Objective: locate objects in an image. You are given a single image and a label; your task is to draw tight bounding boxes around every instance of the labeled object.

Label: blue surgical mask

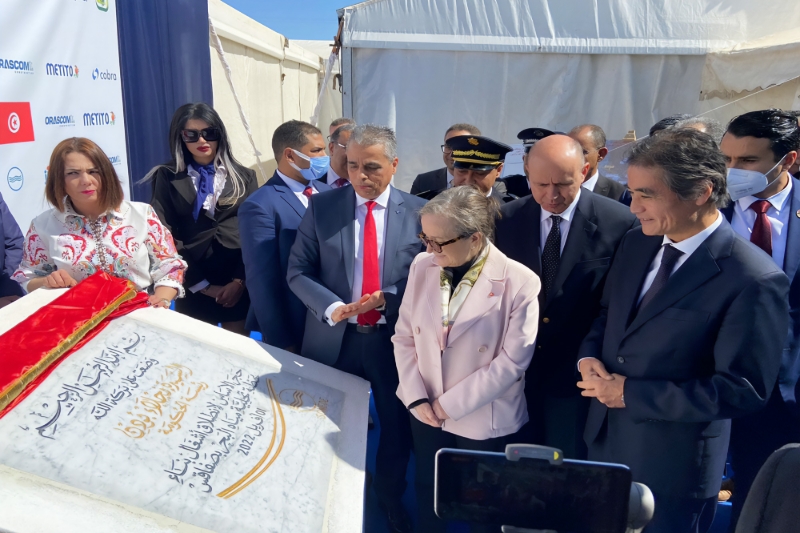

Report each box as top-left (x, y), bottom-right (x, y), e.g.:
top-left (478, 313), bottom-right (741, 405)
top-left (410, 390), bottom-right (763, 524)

top-left (726, 156), bottom-right (785, 201)
top-left (289, 150), bottom-right (330, 181)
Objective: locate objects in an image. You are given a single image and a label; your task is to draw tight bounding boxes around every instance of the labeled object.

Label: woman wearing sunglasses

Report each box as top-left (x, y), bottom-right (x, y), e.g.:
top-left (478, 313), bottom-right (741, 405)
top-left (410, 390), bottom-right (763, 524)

top-left (147, 103), bottom-right (257, 334)
top-left (393, 186), bottom-right (541, 532)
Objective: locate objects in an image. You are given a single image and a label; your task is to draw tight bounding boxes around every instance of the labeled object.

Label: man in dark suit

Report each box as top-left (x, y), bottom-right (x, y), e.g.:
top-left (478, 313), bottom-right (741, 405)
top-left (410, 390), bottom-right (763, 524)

top-left (718, 109), bottom-right (800, 531)
top-left (0, 191), bottom-right (24, 307)
top-left (288, 125), bottom-right (425, 533)
top-left (239, 120), bottom-right (330, 353)
top-left (449, 135), bottom-right (514, 203)
top-left (495, 134), bottom-right (637, 459)
top-left (409, 123), bottom-right (481, 198)
top-left (325, 123), bottom-right (354, 189)
top-left (568, 124), bottom-right (628, 202)
top-left (577, 128), bottom-right (789, 533)
top-left (498, 127), bottom-right (554, 198)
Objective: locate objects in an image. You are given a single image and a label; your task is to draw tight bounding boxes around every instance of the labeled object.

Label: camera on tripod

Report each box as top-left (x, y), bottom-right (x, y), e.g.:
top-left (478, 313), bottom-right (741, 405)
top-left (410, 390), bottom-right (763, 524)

top-left (434, 444), bottom-right (655, 533)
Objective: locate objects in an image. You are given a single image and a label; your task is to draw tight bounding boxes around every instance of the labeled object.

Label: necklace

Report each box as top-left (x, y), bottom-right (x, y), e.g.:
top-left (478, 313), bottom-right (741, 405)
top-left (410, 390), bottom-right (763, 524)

top-left (89, 217), bottom-right (109, 273)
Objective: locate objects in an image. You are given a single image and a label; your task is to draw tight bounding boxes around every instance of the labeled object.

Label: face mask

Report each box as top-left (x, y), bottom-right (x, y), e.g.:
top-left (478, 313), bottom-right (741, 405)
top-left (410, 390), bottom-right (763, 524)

top-left (289, 150), bottom-right (330, 181)
top-left (726, 156), bottom-right (785, 202)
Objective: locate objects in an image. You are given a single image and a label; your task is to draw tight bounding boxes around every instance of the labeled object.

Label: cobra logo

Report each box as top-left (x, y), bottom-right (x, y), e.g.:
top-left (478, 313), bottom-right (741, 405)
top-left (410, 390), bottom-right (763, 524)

top-left (8, 112), bottom-right (20, 134)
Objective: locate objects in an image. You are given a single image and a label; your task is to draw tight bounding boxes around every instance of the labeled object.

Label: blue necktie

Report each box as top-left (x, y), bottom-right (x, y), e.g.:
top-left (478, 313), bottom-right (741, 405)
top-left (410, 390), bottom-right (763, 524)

top-left (192, 163), bottom-right (215, 220)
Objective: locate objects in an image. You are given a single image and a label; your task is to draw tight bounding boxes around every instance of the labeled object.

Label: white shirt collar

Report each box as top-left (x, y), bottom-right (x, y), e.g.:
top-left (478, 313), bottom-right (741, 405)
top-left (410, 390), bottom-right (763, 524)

top-left (736, 175), bottom-right (793, 213)
top-left (540, 188), bottom-right (582, 222)
top-left (582, 171), bottom-right (599, 192)
top-left (55, 196), bottom-right (125, 223)
top-left (662, 211), bottom-right (723, 254)
top-left (356, 184), bottom-right (392, 209)
top-left (277, 169), bottom-right (310, 194)
top-left (447, 169), bottom-right (454, 187)
top-left (327, 165), bottom-right (344, 183)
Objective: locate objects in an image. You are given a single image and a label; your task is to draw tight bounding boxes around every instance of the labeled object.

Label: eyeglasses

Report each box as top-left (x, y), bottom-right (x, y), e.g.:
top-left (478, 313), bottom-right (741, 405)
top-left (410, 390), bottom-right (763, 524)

top-left (441, 145), bottom-right (453, 154)
top-left (418, 232), bottom-right (468, 253)
top-left (335, 142), bottom-right (347, 149)
top-left (181, 127), bottom-right (221, 143)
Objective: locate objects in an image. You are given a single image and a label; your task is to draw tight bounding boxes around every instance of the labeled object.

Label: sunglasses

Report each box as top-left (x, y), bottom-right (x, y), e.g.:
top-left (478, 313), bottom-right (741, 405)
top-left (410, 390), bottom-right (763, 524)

top-left (418, 232), bottom-right (469, 253)
top-left (181, 127), bottom-right (221, 143)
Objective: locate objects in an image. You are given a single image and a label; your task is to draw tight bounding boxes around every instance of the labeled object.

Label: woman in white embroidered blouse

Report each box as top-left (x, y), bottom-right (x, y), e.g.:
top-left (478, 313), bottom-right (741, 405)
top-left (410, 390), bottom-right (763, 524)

top-left (13, 137), bottom-right (187, 307)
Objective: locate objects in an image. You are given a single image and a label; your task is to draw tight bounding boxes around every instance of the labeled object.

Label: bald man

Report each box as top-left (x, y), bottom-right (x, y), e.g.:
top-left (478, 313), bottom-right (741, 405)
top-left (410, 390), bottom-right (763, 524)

top-left (495, 135), bottom-right (638, 458)
top-left (568, 124), bottom-right (627, 202)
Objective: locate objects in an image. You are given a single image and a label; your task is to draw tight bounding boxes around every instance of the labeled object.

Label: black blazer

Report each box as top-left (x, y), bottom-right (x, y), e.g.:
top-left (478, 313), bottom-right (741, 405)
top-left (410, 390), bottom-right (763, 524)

top-left (593, 175), bottom-right (627, 203)
top-left (410, 167), bottom-right (447, 196)
top-left (498, 174), bottom-right (531, 198)
top-left (150, 165), bottom-right (258, 287)
top-left (495, 192), bottom-right (637, 396)
top-left (578, 221), bottom-right (789, 498)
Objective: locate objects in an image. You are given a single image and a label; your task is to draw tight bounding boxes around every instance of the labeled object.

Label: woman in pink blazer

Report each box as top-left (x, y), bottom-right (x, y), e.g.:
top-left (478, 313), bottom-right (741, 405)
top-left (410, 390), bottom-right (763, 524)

top-left (393, 186), bottom-right (540, 532)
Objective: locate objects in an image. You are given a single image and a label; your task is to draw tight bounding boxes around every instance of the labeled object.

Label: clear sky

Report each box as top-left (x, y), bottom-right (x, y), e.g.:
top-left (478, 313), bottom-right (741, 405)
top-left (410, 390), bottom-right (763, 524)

top-left (223, 0), bottom-right (347, 41)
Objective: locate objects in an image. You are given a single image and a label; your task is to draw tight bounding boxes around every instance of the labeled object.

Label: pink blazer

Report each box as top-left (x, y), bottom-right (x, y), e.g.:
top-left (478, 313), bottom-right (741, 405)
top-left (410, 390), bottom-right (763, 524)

top-left (393, 242), bottom-right (540, 440)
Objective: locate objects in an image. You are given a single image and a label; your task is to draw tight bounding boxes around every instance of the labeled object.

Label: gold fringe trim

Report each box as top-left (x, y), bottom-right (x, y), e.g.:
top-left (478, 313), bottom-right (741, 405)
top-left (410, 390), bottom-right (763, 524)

top-left (0, 284), bottom-right (136, 413)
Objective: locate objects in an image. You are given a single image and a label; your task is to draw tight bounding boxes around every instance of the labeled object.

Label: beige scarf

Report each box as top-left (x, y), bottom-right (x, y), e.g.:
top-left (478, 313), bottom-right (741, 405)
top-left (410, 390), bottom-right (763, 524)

top-left (439, 245), bottom-right (489, 343)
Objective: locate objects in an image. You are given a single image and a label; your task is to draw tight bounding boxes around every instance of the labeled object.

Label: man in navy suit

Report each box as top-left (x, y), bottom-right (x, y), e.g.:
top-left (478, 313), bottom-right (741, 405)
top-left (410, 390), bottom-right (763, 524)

top-left (495, 135), bottom-right (637, 459)
top-left (577, 128), bottom-right (789, 533)
top-left (409, 123), bottom-right (481, 198)
top-left (0, 191), bottom-right (24, 307)
top-left (288, 125), bottom-right (425, 533)
top-left (718, 109), bottom-right (800, 530)
top-left (238, 120), bottom-right (330, 352)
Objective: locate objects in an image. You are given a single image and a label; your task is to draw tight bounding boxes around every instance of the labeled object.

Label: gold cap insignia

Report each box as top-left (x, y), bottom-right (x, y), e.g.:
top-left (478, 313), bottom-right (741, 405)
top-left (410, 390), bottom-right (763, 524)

top-left (468, 137), bottom-right (479, 146)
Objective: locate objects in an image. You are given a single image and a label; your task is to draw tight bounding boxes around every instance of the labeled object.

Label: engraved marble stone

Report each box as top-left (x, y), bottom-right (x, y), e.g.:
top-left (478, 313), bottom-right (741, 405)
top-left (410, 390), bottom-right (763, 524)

top-left (0, 290), bottom-right (370, 533)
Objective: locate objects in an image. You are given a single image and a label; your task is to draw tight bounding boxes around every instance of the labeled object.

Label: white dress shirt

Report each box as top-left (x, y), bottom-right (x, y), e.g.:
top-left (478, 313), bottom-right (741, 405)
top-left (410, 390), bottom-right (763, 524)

top-left (540, 188), bottom-right (582, 256)
top-left (637, 211), bottom-right (724, 305)
top-left (327, 165), bottom-right (350, 189)
top-left (730, 177), bottom-right (792, 269)
top-left (447, 170), bottom-right (454, 188)
top-left (187, 160), bottom-right (227, 217)
top-left (582, 171), bottom-right (599, 192)
top-left (324, 186), bottom-right (392, 325)
top-left (277, 170), bottom-right (319, 208)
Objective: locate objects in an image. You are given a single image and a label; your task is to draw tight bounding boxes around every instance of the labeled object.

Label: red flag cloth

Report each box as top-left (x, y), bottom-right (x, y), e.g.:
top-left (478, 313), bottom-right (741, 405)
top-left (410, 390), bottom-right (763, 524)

top-left (0, 102), bottom-right (36, 145)
top-left (0, 272), bottom-right (148, 418)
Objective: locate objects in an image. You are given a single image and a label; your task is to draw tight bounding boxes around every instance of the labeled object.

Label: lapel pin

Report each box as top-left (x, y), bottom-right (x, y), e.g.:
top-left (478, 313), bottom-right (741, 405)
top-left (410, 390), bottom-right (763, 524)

top-left (489, 292), bottom-right (495, 297)
top-left (796, 209), bottom-right (800, 218)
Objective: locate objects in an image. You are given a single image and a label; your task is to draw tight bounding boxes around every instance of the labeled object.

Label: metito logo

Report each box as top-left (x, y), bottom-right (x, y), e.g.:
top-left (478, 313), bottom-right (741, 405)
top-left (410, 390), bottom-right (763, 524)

top-left (96, 0), bottom-right (109, 12)
top-left (92, 68), bottom-right (117, 81)
top-left (0, 58), bottom-right (34, 75)
top-left (108, 155), bottom-right (122, 166)
top-left (45, 115), bottom-right (75, 127)
top-left (46, 63), bottom-right (79, 77)
top-left (83, 111), bottom-right (116, 126)
top-left (7, 167), bottom-right (23, 192)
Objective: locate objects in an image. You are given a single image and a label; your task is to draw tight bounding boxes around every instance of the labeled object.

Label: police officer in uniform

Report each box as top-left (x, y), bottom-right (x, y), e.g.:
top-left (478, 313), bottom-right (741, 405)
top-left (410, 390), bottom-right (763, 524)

top-left (447, 135), bottom-right (515, 203)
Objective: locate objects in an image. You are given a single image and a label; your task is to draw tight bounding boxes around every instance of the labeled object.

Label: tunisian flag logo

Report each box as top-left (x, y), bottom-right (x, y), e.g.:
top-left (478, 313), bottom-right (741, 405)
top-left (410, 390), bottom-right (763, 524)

top-left (0, 102), bottom-right (35, 145)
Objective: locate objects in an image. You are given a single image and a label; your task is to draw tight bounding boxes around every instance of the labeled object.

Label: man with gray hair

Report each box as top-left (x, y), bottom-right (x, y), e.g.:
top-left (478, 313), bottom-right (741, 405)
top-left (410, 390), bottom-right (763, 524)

top-left (325, 123), bottom-right (355, 188)
top-left (674, 116), bottom-right (725, 146)
top-left (577, 128), bottom-right (789, 533)
top-left (328, 116), bottom-right (355, 137)
top-left (288, 124), bottom-right (426, 533)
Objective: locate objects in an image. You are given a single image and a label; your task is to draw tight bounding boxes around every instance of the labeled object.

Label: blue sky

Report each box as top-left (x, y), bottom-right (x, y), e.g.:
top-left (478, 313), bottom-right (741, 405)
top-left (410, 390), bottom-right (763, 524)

top-left (223, 0), bottom-right (348, 41)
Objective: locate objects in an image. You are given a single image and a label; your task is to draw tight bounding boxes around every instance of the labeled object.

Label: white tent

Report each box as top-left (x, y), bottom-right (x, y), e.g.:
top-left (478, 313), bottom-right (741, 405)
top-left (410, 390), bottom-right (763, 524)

top-left (337, 0), bottom-right (800, 190)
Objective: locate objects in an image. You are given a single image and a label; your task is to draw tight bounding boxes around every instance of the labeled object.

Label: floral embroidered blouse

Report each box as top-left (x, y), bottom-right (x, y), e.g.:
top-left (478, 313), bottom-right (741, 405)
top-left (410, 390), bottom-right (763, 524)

top-left (13, 199), bottom-right (187, 296)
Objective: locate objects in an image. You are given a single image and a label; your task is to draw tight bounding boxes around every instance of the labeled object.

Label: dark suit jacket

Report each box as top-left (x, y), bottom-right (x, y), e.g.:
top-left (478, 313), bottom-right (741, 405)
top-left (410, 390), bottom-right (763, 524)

top-left (495, 192), bottom-right (638, 396)
top-left (721, 180), bottom-right (800, 417)
top-left (593, 176), bottom-right (627, 203)
top-left (286, 186), bottom-right (426, 365)
top-left (150, 165), bottom-right (258, 287)
top-left (0, 191), bottom-right (24, 297)
top-left (238, 173), bottom-right (330, 348)
top-left (498, 174), bottom-right (531, 198)
top-left (410, 167), bottom-right (447, 196)
top-left (578, 221), bottom-right (789, 498)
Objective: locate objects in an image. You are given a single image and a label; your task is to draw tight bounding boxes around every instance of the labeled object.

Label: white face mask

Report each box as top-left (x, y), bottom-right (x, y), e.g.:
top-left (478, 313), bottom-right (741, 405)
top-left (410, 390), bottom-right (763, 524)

top-left (726, 156), bottom-right (786, 202)
top-left (289, 149), bottom-right (330, 181)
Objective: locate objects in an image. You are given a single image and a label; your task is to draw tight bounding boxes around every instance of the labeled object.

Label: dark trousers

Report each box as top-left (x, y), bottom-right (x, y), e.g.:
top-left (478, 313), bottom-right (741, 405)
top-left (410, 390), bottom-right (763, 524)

top-left (526, 389), bottom-right (590, 460)
top-left (335, 325), bottom-right (411, 509)
top-left (645, 494), bottom-right (718, 533)
top-left (409, 415), bottom-right (508, 533)
top-left (728, 391), bottom-right (800, 531)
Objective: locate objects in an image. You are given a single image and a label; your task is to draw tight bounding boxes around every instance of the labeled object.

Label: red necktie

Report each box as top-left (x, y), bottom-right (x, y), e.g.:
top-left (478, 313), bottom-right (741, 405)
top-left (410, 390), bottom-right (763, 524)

top-left (302, 186), bottom-right (313, 198)
top-left (358, 200), bottom-right (381, 326)
top-left (334, 177), bottom-right (349, 188)
top-left (750, 200), bottom-right (773, 256)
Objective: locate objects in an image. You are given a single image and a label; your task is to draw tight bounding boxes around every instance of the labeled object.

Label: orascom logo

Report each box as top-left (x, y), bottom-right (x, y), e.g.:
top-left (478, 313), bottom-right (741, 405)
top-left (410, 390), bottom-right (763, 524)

top-left (96, 0), bottom-right (109, 12)
top-left (83, 111), bottom-right (116, 126)
top-left (108, 155), bottom-right (122, 166)
top-left (92, 68), bottom-right (117, 81)
top-left (0, 58), bottom-right (34, 75)
top-left (46, 63), bottom-right (79, 78)
top-left (45, 114), bottom-right (76, 127)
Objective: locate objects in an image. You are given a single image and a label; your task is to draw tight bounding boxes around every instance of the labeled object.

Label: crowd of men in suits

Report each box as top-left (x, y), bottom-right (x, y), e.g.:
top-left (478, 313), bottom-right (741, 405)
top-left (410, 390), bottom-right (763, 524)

top-left (231, 109), bottom-right (800, 533)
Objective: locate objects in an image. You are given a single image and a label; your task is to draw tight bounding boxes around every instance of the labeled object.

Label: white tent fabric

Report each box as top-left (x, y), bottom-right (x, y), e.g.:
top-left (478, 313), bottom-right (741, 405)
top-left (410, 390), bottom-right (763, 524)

top-left (339, 0), bottom-right (800, 191)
